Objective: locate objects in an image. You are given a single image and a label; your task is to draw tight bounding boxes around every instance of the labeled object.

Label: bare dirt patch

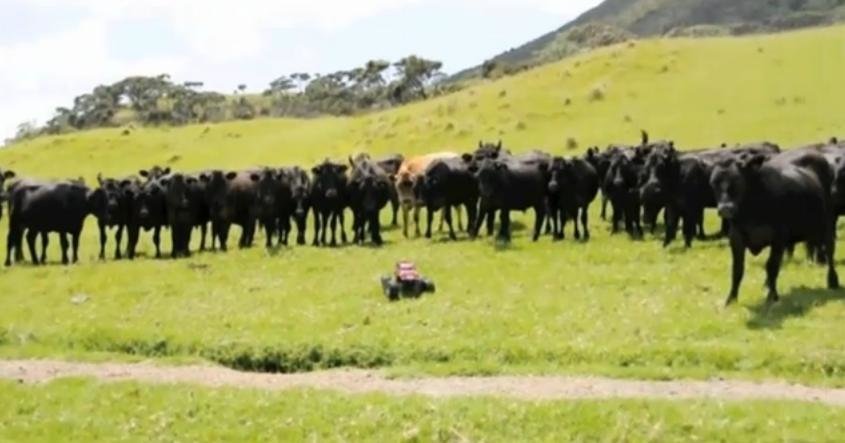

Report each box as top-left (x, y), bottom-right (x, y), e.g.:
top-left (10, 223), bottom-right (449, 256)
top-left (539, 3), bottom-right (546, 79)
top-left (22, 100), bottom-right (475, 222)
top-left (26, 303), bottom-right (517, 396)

top-left (2, 359), bottom-right (845, 405)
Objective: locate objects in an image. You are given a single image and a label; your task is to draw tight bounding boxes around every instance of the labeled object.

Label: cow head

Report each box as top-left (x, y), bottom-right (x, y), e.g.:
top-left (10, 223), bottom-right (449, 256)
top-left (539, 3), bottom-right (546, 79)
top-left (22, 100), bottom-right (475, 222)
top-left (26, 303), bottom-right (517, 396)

top-left (163, 173), bottom-right (193, 212)
top-left (139, 166), bottom-right (171, 182)
top-left (96, 173), bottom-right (132, 222)
top-left (134, 179), bottom-right (165, 225)
top-left (311, 161), bottom-right (348, 202)
top-left (199, 170), bottom-right (236, 219)
top-left (546, 157), bottom-right (571, 197)
top-left (253, 168), bottom-right (282, 215)
top-left (710, 154), bottom-right (766, 220)
top-left (0, 169), bottom-right (16, 204)
top-left (476, 158), bottom-right (508, 203)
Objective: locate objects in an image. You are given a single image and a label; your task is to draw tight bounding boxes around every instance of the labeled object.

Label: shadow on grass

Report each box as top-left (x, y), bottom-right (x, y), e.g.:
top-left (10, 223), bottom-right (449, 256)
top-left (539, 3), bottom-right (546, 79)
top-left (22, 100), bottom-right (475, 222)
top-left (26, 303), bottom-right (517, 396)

top-left (746, 286), bottom-right (844, 330)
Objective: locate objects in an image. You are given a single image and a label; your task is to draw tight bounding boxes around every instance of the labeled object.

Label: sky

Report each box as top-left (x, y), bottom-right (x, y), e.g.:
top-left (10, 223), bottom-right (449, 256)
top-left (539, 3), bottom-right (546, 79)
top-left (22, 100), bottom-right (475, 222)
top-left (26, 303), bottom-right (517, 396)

top-left (0, 0), bottom-right (603, 141)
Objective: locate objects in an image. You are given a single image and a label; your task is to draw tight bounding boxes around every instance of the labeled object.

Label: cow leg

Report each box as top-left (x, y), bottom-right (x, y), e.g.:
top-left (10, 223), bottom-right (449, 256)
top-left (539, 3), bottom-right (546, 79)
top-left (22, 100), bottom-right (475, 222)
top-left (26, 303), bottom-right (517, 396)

top-left (170, 226), bottom-right (180, 259)
top-left (445, 206), bottom-right (457, 241)
top-left (725, 232), bottom-right (745, 306)
top-left (58, 233), bottom-right (69, 265)
top-left (127, 224), bottom-right (139, 260)
top-left (828, 223), bottom-right (840, 289)
top-left (219, 223), bottom-right (231, 252)
top-left (114, 224), bottom-right (124, 260)
top-left (486, 209), bottom-right (495, 237)
top-left (98, 222), bottom-right (107, 260)
top-left (264, 218), bottom-right (275, 248)
top-left (295, 213), bottom-right (307, 246)
top-left (312, 211), bottom-right (321, 246)
top-left (199, 223), bottom-right (207, 251)
top-left (611, 202), bottom-right (622, 234)
top-left (765, 241), bottom-right (786, 304)
top-left (498, 210), bottom-right (511, 243)
top-left (415, 205), bottom-right (423, 237)
top-left (664, 206), bottom-right (679, 247)
top-left (26, 230), bottom-right (39, 265)
top-left (390, 193), bottom-right (399, 227)
top-left (339, 210), bottom-right (348, 244)
top-left (71, 230), bottom-right (81, 264)
top-left (184, 225), bottom-right (194, 257)
top-left (533, 206), bottom-right (546, 242)
top-left (581, 206), bottom-right (591, 241)
top-left (573, 208), bottom-right (582, 240)
top-left (5, 225), bottom-right (19, 266)
top-left (601, 195), bottom-right (608, 220)
top-left (152, 226), bottom-right (162, 258)
top-left (682, 208), bottom-right (699, 248)
top-left (371, 213), bottom-right (383, 246)
top-left (40, 232), bottom-right (49, 264)
top-left (329, 212), bottom-right (338, 247)
top-left (465, 202), bottom-right (477, 239)
top-left (401, 206), bottom-right (410, 238)
top-left (558, 208), bottom-right (567, 240)
top-left (319, 211), bottom-right (329, 246)
top-left (425, 205), bottom-right (434, 239)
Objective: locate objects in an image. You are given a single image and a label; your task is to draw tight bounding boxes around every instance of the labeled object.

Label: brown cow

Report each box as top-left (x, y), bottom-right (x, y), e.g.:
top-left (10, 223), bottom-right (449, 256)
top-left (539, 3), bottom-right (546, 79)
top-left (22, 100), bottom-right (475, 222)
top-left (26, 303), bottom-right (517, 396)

top-left (394, 152), bottom-right (459, 238)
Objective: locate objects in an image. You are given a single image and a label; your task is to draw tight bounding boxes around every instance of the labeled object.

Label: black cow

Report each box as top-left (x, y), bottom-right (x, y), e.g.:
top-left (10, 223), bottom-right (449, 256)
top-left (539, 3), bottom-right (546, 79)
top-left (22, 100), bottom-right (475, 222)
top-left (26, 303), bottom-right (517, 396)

top-left (253, 167), bottom-right (289, 248)
top-left (139, 166), bottom-right (171, 182)
top-left (375, 154), bottom-right (404, 227)
top-left (475, 157), bottom-right (547, 243)
top-left (281, 166), bottom-right (311, 246)
top-left (640, 147), bottom-right (711, 247)
top-left (711, 151), bottom-right (838, 306)
top-left (418, 157), bottom-right (479, 240)
top-left (200, 170), bottom-right (259, 251)
top-left (95, 174), bottom-right (137, 260)
top-left (161, 173), bottom-right (201, 258)
top-left (310, 160), bottom-right (349, 247)
top-left (545, 156), bottom-right (599, 241)
top-left (349, 157), bottom-right (392, 245)
top-left (126, 177), bottom-right (168, 259)
top-left (5, 180), bottom-right (107, 266)
top-left (604, 148), bottom-right (646, 237)
top-left (468, 142), bottom-right (550, 237)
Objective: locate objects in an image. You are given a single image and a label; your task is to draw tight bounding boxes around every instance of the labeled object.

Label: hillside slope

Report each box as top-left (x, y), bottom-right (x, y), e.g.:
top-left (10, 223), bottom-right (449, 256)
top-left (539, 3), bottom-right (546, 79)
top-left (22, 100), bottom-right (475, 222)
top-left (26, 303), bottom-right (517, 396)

top-left (452, 0), bottom-right (845, 80)
top-left (1, 25), bottom-right (843, 180)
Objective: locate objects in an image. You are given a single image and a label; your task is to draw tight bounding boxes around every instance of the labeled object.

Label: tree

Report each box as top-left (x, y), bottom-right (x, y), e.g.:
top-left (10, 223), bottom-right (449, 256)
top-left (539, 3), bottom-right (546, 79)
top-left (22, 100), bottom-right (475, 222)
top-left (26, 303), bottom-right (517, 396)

top-left (390, 56), bottom-right (444, 103)
top-left (482, 59), bottom-right (498, 79)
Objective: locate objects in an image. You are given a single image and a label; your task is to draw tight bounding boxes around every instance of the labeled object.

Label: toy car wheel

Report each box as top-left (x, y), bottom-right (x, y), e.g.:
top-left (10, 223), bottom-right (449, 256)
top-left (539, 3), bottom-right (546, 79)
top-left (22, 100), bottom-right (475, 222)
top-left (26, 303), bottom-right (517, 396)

top-left (388, 284), bottom-right (401, 300)
top-left (423, 279), bottom-right (435, 293)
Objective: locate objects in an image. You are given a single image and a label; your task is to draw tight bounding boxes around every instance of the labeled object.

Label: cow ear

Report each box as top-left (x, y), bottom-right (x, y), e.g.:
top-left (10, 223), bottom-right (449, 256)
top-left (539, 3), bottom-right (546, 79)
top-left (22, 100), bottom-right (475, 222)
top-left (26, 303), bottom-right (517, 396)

top-left (199, 173), bottom-right (210, 182)
top-left (831, 137), bottom-right (839, 145)
top-left (468, 164), bottom-right (479, 174)
top-left (461, 153), bottom-right (473, 164)
top-left (311, 166), bottom-right (321, 175)
top-left (538, 162), bottom-right (549, 173)
top-left (163, 167), bottom-right (171, 175)
top-left (495, 162), bottom-right (507, 171)
top-left (97, 172), bottom-right (104, 186)
top-left (389, 174), bottom-right (396, 182)
top-left (187, 177), bottom-right (198, 185)
top-left (741, 154), bottom-right (766, 173)
top-left (496, 140), bottom-right (502, 151)
top-left (338, 165), bottom-right (349, 173)
top-left (478, 140), bottom-right (483, 149)
top-left (3, 170), bottom-right (15, 179)
top-left (250, 173), bottom-right (260, 182)
top-left (139, 170), bottom-right (149, 178)
top-left (225, 171), bottom-right (238, 180)
top-left (120, 179), bottom-right (132, 188)
top-left (348, 156), bottom-right (356, 168)
top-left (641, 130), bottom-right (649, 145)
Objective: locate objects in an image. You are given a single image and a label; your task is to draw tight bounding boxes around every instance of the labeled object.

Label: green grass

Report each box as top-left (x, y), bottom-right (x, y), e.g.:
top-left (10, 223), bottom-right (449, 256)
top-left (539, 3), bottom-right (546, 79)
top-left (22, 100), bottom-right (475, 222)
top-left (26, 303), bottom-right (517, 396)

top-left (1, 27), bottom-right (845, 384)
top-left (2, 378), bottom-right (845, 442)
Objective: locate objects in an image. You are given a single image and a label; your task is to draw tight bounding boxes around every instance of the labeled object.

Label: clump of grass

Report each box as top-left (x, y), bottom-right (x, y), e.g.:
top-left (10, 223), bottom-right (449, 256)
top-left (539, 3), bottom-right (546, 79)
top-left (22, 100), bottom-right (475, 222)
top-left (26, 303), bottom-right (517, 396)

top-left (498, 90), bottom-right (508, 98)
top-left (564, 98), bottom-right (572, 106)
top-left (589, 87), bottom-right (605, 102)
top-left (444, 122), bottom-right (455, 132)
top-left (515, 121), bottom-right (527, 131)
top-left (566, 138), bottom-right (578, 150)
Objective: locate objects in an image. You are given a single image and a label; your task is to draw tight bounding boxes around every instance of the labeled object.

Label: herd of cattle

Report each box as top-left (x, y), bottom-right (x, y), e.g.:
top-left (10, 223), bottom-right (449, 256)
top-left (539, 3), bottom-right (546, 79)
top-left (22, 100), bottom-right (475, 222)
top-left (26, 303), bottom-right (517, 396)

top-left (1, 131), bottom-right (844, 305)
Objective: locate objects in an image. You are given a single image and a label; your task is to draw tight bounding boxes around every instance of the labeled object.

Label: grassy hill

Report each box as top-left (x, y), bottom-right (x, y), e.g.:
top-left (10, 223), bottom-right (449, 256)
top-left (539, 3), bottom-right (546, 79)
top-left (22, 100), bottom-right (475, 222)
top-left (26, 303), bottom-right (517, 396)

top-left (0, 26), bottom-right (845, 388)
top-left (1, 25), bottom-right (842, 180)
top-left (452, 0), bottom-right (845, 81)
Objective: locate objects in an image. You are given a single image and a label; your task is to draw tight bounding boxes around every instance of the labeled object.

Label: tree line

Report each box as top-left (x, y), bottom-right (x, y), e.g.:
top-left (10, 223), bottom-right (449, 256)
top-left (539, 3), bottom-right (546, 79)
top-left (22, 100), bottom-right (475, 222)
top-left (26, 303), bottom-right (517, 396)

top-left (9, 55), bottom-right (455, 143)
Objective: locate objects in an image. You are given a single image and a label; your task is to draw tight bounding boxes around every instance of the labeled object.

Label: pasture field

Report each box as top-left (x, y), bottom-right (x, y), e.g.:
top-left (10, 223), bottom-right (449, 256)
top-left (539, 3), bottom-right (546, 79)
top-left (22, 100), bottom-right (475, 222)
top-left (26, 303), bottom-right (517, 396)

top-left (0, 20), bottom-right (844, 420)
top-left (3, 378), bottom-right (845, 442)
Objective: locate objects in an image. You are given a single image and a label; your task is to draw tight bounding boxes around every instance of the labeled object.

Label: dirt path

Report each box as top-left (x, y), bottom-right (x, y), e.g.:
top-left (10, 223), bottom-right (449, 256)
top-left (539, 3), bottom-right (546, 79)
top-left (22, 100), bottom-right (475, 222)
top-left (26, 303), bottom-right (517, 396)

top-left (2, 359), bottom-right (845, 405)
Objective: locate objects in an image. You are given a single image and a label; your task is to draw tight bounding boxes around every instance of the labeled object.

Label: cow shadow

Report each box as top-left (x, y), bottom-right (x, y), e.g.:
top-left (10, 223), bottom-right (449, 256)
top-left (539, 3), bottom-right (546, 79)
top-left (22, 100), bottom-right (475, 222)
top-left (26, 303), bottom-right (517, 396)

top-left (746, 286), bottom-right (844, 330)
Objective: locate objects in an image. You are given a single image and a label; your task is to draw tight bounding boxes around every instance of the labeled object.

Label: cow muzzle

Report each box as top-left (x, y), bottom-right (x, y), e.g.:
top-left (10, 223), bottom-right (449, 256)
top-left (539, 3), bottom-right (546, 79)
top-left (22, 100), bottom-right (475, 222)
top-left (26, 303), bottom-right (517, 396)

top-left (717, 203), bottom-right (737, 220)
